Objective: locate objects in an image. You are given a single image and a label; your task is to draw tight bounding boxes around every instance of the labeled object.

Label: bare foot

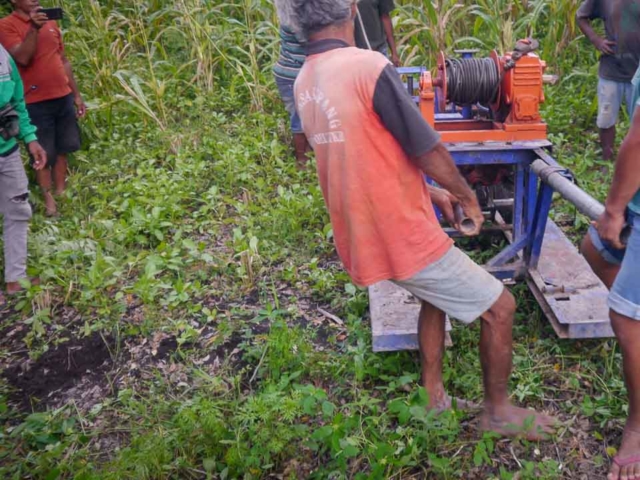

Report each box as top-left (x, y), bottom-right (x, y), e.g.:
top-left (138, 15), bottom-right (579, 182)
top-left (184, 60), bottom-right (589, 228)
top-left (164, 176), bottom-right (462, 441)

top-left (6, 277), bottom-right (40, 295)
top-left (43, 191), bottom-right (57, 217)
top-left (480, 404), bottom-right (557, 441)
top-left (609, 427), bottom-right (640, 480)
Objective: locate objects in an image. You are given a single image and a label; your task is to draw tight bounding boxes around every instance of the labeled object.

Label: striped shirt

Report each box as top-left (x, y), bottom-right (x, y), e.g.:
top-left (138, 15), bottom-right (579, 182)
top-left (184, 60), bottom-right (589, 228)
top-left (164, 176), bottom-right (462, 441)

top-left (273, 26), bottom-right (305, 80)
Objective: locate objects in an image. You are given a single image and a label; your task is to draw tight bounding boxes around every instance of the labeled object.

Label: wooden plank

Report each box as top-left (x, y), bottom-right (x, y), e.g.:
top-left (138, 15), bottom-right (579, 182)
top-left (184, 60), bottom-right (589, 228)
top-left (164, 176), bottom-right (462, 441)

top-left (527, 220), bottom-right (613, 338)
top-left (369, 281), bottom-right (420, 352)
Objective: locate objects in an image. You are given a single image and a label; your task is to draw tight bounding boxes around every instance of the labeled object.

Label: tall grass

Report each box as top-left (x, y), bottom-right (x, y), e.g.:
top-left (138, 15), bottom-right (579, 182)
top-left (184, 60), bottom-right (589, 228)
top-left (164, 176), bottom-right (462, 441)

top-left (55, 0), bottom-right (586, 132)
top-left (395, 0), bottom-right (583, 65)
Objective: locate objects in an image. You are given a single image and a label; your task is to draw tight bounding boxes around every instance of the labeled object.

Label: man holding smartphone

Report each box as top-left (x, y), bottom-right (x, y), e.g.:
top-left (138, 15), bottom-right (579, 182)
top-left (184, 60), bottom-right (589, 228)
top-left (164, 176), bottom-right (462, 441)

top-left (0, 1), bottom-right (85, 217)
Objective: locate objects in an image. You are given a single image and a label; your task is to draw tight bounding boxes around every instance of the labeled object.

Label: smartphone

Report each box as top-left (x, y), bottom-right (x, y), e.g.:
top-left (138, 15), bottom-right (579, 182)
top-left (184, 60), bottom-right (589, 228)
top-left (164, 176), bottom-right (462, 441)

top-left (38, 8), bottom-right (64, 21)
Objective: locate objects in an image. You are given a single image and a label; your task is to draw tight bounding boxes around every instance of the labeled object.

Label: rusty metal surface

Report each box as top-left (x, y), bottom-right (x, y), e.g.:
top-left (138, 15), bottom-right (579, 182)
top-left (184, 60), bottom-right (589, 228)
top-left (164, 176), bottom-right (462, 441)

top-left (527, 221), bottom-right (613, 338)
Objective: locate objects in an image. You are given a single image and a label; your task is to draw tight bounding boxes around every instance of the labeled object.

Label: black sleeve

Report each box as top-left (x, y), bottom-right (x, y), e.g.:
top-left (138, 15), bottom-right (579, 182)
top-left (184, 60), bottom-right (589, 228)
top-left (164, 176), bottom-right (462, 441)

top-left (373, 63), bottom-right (440, 158)
top-left (379, 0), bottom-right (395, 15)
top-left (577, 0), bottom-right (600, 20)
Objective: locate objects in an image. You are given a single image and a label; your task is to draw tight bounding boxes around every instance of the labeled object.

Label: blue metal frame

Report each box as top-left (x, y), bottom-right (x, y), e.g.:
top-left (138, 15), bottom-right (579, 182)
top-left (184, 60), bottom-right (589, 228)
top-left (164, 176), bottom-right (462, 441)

top-left (398, 67), bottom-right (557, 282)
top-left (433, 144), bottom-right (555, 280)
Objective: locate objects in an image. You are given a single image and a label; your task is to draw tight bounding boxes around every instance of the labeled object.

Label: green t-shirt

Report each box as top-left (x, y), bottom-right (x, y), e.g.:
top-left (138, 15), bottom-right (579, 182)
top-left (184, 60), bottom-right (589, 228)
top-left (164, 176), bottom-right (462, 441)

top-left (629, 66), bottom-right (640, 214)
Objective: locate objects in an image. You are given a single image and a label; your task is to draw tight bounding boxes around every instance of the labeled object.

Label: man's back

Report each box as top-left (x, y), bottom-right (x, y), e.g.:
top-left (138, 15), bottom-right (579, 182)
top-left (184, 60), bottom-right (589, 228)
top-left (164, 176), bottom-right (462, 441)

top-left (294, 41), bottom-right (450, 286)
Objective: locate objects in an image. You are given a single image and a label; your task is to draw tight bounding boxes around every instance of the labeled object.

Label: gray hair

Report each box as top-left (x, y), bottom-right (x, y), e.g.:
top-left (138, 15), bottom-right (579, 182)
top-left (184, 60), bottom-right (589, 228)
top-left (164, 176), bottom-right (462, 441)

top-left (274, 0), bottom-right (296, 29)
top-left (285, 0), bottom-right (354, 40)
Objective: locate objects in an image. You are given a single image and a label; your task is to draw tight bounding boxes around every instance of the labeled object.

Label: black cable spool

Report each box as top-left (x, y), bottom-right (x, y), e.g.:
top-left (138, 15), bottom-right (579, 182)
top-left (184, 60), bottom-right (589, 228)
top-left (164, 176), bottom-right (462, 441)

top-left (445, 57), bottom-right (500, 106)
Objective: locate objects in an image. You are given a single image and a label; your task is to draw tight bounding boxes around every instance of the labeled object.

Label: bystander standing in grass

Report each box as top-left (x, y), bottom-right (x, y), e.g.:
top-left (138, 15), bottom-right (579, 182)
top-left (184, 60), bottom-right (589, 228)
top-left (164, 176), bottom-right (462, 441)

top-left (288, 0), bottom-right (558, 439)
top-left (0, 0), bottom-right (85, 217)
top-left (354, 0), bottom-right (400, 66)
top-left (274, 0), bottom-right (309, 167)
top-left (0, 41), bottom-right (47, 294)
top-left (582, 65), bottom-right (640, 480)
top-left (577, 0), bottom-right (640, 163)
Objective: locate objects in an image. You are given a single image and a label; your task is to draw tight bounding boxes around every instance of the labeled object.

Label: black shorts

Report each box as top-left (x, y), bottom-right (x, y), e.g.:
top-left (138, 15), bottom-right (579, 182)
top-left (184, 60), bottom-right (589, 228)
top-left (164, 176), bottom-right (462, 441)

top-left (27, 93), bottom-right (81, 167)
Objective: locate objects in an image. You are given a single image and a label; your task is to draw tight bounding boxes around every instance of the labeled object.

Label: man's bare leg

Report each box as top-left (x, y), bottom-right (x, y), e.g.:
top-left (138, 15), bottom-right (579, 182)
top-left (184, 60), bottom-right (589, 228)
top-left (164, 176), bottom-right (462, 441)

top-left (419, 301), bottom-right (477, 412)
top-left (581, 234), bottom-right (621, 289)
top-left (601, 126), bottom-right (616, 162)
top-left (35, 168), bottom-right (56, 216)
top-left (53, 154), bottom-right (68, 196)
top-left (479, 289), bottom-right (557, 440)
top-left (293, 133), bottom-right (309, 168)
top-left (608, 311), bottom-right (640, 480)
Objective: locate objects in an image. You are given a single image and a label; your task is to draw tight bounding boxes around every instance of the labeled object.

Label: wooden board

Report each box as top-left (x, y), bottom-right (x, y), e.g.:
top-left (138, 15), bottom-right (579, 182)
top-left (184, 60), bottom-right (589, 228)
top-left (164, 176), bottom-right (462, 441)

top-left (527, 221), bottom-right (613, 339)
top-left (369, 220), bottom-right (613, 352)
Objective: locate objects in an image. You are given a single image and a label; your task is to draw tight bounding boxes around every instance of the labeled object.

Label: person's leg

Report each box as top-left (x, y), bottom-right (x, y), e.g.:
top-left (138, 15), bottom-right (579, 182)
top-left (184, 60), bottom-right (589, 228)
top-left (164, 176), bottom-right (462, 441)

top-left (604, 215), bottom-right (640, 480)
top-left (597, 77), bottom-right (623, 162)
top-left (53, 94), bottom-right (82, 196)
top-left (393, 247), bottom-right (555, 436)
top-left (608, 312), bottom-right (640, 480)
top-left (0, 150), bottom-right (33, 291)
top-left (35, 168), bottom-right (56, 216)
top-left (477, 290), bottom-right (556, 439)
top-left (581, 227), bottom-right (623, 289)
top-left (417, 301), bottom-right (475, 411)
top-left (27, 100), bottom-right (57, 215)
top-left (417, 301), bottom-right (447, 409)
top-left (53, 154), bottom-right (68, 196)
top-left (275, 76), bottom-right (309, 167)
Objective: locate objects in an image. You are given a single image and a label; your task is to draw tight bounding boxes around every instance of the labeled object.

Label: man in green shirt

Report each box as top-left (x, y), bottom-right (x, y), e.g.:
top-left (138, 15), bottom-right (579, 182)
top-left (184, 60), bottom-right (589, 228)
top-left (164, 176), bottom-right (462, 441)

top-left (0, 43), bottom-right (47, 293)
top-left (581, 64), bottom-right (640, 479)
top-left (354, 0), bottom-right (401, 66)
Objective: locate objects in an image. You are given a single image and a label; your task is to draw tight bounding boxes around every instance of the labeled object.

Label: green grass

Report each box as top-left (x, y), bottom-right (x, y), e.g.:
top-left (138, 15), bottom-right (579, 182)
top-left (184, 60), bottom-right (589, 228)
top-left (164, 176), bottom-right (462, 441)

top-left (0, 0), bottom-right (632, 478)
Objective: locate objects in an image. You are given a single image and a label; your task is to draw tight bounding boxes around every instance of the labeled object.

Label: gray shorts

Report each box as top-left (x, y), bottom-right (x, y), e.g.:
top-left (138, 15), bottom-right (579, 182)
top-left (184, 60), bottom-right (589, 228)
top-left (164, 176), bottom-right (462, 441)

top-left (392, 247), bottom-right (505, 324)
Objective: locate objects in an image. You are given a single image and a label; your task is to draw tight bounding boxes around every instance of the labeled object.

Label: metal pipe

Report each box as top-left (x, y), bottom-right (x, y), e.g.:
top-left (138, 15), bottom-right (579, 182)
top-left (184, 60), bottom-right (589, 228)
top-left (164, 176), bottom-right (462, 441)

top-left (529, 160), bottom-right (631, 244)
top-left (530, 159), bottom-right (604, 221)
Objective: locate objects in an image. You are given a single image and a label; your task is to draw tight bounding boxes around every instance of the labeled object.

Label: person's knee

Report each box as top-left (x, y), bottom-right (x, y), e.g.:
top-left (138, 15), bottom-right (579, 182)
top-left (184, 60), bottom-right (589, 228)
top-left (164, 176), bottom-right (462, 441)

top-left (5, 192), bottom-right (32, 222)
top-left (484, 289), bottom-right (516, 327)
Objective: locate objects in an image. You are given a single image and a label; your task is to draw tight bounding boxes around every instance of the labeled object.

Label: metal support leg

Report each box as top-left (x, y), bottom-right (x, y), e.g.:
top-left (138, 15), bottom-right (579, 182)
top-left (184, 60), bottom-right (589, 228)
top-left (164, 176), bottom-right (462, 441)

top-left (525, 182), bottom-right (554, 269)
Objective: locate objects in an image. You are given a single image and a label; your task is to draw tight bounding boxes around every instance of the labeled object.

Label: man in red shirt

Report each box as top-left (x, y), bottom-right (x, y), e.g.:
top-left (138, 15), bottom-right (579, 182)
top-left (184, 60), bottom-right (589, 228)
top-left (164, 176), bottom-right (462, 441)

top-left (289, 0), bottom-right (557, 439)
top-left (0, 1), bottom-right (86, 216)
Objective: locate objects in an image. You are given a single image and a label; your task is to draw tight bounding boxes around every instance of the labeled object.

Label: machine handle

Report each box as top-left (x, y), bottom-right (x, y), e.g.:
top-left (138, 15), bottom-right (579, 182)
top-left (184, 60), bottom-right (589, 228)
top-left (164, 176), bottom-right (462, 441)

top-left (531, 159), bottom-right (631, 245)
top-left (454, 204), bottom-right (478, 235)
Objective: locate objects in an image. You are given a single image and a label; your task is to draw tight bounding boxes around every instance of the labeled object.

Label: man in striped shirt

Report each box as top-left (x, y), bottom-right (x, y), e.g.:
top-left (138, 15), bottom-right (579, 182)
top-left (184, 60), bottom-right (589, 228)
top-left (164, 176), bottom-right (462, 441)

top-left (273, 19), bottom-right (309, 167)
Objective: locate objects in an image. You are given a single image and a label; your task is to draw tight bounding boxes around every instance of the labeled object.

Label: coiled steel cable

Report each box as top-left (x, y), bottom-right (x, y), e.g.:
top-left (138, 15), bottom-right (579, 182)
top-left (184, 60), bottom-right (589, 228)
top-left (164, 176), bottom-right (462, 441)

top-left (445, 57), bottom-right (500, 106)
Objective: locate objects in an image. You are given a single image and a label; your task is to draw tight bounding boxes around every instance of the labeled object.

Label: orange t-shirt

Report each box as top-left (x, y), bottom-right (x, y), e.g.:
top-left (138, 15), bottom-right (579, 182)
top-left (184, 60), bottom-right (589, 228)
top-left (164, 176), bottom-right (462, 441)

top-left (294, 40), bottom-right (452, 287)
top-left (0, 12), bottom-right (71, 104)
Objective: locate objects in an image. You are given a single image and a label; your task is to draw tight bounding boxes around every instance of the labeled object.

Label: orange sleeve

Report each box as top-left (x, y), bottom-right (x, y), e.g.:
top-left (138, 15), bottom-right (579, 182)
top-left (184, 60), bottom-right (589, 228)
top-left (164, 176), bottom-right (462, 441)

top-left (0, 20), bottom-right (24, 51)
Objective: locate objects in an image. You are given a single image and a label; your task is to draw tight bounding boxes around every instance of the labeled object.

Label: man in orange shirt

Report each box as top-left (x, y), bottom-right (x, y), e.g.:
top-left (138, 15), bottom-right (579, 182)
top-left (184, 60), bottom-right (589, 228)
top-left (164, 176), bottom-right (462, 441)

top-left (288, 0), bottom-right (557, 438)
top-left (0, 1), bottom-right (86, 216)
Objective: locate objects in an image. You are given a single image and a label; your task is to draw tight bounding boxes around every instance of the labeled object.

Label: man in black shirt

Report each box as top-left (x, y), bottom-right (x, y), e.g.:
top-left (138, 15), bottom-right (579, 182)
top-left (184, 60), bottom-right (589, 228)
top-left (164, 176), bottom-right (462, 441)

top-left (354, 0), bottom-right (401, 66)
top-left (577, 0), bottom-right (640, 162)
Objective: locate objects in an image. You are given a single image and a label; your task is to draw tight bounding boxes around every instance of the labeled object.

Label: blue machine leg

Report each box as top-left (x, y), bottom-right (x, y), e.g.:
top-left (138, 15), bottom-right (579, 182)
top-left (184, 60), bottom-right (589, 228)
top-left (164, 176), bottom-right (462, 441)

top-left (513, 163), bottom-right (526, 240)
top-left (525, 182), bottom-right (554, 268)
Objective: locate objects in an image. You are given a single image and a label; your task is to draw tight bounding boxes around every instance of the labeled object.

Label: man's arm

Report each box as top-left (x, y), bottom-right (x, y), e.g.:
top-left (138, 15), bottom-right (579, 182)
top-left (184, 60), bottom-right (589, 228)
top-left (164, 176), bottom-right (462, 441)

top-left (61, 52), bottom-right (86, 117)
top-left (8, 56), bottom-right (46, 169)
top-left (597, 107), bottom-right (640, 247)
top-left (381, 14), bottom-right (400, 67)
top-left (6, 11), bottom-right (48, 67)
top-left (372, 64), bottom-right (483, 233)
top-left (576, 1), bottom-right (615, 55)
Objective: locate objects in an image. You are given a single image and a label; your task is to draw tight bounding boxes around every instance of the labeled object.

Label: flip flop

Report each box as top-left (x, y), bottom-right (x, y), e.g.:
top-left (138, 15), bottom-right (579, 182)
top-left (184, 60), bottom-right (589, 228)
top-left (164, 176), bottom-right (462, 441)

top-left (613, 454), bottom-right (640, 467)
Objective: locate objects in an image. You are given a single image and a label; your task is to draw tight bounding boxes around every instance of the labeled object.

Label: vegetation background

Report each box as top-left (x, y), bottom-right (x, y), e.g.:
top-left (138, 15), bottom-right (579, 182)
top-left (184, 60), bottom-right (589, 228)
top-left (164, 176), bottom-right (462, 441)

top-left (0, 0), bottom-right (629, 479)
